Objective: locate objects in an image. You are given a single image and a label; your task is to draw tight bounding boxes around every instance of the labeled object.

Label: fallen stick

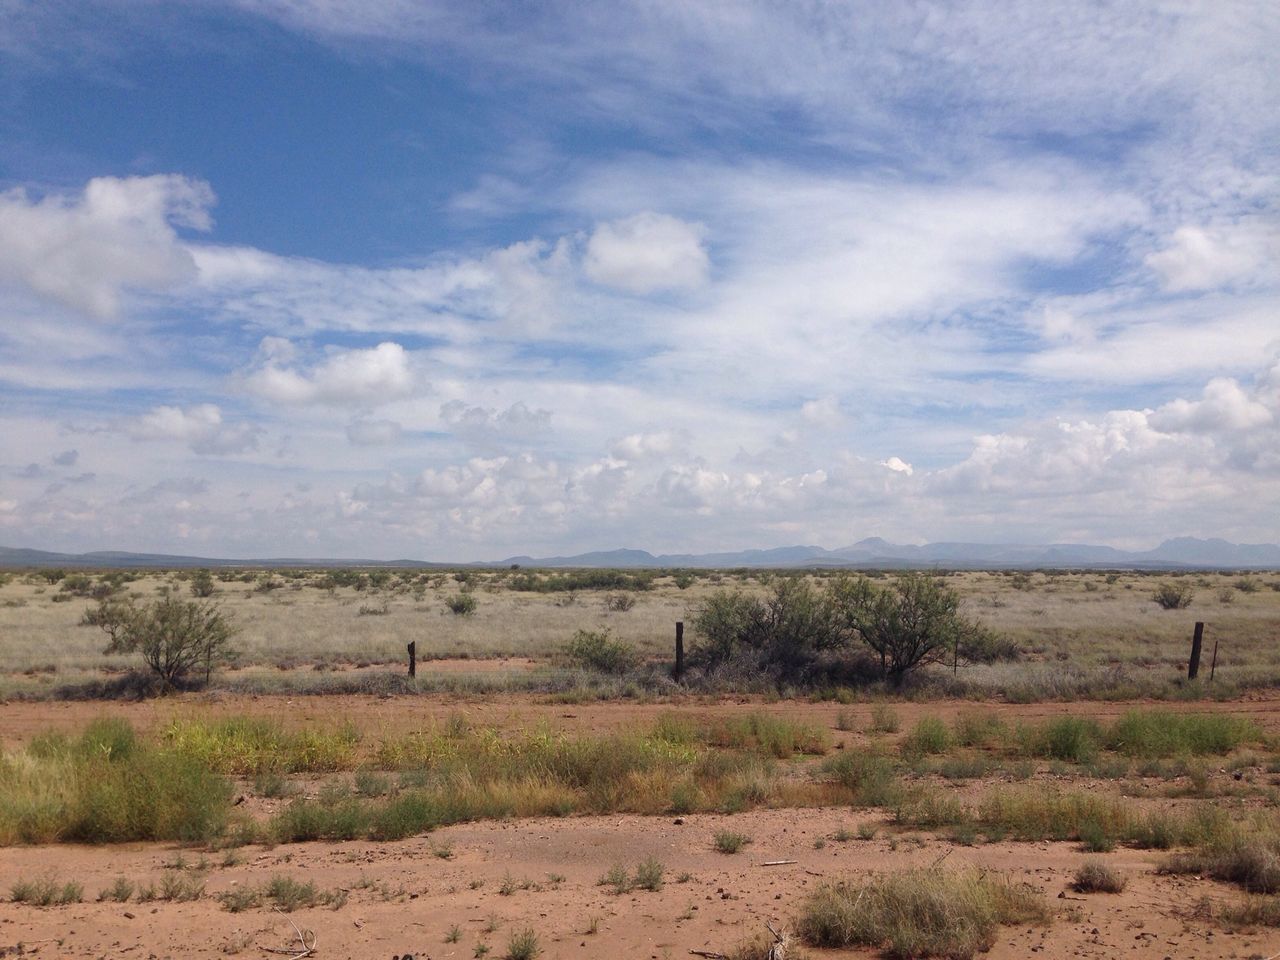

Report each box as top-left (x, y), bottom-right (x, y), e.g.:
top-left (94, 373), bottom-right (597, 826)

top-left (689, 951), bottom-right (729, 959)
top-left (760, 860), bottom-right (797, 866)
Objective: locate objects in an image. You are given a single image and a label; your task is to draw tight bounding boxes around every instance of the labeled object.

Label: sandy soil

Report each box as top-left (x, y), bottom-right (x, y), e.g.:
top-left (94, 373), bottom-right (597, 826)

top-left (1, 807), bottom-right (1276, 959)
top-left (4, 694), bottom-right (1280, 958)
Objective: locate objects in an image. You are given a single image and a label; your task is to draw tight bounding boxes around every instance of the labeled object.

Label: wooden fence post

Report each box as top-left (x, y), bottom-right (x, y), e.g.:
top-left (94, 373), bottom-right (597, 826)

top-left (407, 640), bottom-right (417, 678)
top-left (1187, 622), bottom-right (1204, 680)
top-left (1209, 639), bottom-right (1219, 683)
top-left (674, 622), bottom-right (685, 681)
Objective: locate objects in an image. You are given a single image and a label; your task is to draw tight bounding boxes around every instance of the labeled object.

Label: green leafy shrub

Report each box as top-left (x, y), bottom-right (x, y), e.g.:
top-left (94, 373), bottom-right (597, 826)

top-left (564, 628), bottom-right (636, 674)
top-left (1152, 582), bottom-right (1194, 609)
top-left (445, 593), bottom-right (477, 615)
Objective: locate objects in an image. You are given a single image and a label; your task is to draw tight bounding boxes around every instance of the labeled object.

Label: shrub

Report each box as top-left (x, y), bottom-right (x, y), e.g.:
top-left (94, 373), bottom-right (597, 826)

top-left (564, 628), bottom-right (636, 674)
top-left (691, 579), bottom-right (848, 682)
top-left (1152, 582), bottom-right (1194, 609)
top-left (797, 867), bottom-right (1048, 958)
top-left (869, 704), bottom-right (900, 734)
top-left (445, 593), bottom-right (477, 616)
top-left (832, 573), bottom-right (994, 685)
top-left (1073, 859), bottom-right (1126, 893)
top-left (603, 592), bottom-right (636, 612)
top-left (714, 830), bottom-right (752, 854)
top-left (189, 569), bottom-right (216, 597)
top-left (102, 597), bottom-right (236, 691)
top-left (633, 856), bottom-right (664, 891)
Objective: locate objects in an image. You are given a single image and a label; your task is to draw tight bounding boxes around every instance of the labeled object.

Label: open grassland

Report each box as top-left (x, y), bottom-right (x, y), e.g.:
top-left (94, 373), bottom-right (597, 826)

top-left (1, 566), bottom-right (1278, 702)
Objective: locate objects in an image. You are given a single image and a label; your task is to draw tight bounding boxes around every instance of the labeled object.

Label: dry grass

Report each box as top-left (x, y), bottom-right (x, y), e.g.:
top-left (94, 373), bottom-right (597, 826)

top-left (3, 568), bottom-right (1279, 700)
top-left (797, 866), bottom-right (1049, 958)
top-left (1072, 859), bottom-right (1127, 893)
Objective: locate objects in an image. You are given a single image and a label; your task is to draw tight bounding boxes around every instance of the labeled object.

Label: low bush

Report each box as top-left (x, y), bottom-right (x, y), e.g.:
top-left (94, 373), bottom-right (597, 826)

top-left (1072, 859), bottom-right (1127, 893)
top-left (797, 867), bottom-right (1048, 958)
top-left (564, 628), bottom-right (636, 675)
top-left (445, 593), bottom-right (477, 615)
top-left (714, 830), bottom-right (752, 854)
top-left (1152, 582), bottom-right (1194, 609)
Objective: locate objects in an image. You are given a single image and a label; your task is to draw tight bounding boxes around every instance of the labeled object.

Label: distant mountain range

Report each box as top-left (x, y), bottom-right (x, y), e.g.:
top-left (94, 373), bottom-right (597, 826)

top-left (2, 537), bottom-right (1279, 569)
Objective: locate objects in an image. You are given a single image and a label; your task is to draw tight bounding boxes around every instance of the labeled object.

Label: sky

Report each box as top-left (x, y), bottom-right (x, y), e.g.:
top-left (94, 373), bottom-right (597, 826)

top-left (0, 1), bottom-right (1277, 561)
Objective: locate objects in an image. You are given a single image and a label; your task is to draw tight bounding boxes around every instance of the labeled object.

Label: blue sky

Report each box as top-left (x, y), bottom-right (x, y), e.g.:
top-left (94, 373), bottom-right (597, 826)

top-left (0, 1), bottom-right (1277, 560)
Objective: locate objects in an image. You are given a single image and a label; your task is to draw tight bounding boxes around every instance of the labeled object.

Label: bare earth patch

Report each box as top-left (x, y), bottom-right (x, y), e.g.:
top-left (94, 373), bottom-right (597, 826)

top-left (1, 807), bottom-right (1276, 958)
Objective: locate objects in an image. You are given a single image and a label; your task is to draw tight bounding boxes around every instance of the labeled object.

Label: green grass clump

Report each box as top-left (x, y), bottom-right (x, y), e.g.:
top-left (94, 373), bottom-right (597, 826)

top-left (821, 751), bottom-right (901, 806)
top-left (1072, 859), bottom-right (1126, 893)
top-left (100, 876), bottom-right (135, 903)
top-left (797, 867), bottom-right (1048, 958)
top-left (868, 703), bottom-right (900, 734)
top-left (1020, 716), bottom-right (1101, 763)
top-left (162, 717), bottom-right (360, 775)
top-left (705, 713), bottom-right (831, 758)
top-left (0, 720), bottom-right (232, 844)
top-left (951, 711), bottom-right (1005, 748)
top-left (504, 928), bottom-right (541, 960)
top-left (217, 875), bottom-right (345, 912)
top-left (714, 830), bottom-right (752, 854)
top-left (901, 717), bottom-right (953, 758)
top-left (1104, 711), bottom-right (1259, 758)
top-left (11, 875), bottom-right (83, 906)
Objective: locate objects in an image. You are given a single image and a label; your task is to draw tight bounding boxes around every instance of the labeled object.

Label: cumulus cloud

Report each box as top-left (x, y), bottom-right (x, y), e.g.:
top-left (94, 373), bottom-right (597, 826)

top-left (1150, 377), bottom-right (1274, 434)
top-left (610, 432), bottom-right (675, 460)
top-left (583, 212), bottom-right (709, 294)
top-left (439, 400), bottom-right (551, 436)
top-left (129, 404), bottom-right (261, 455)
top-left (1145, 223), bottom-right (1277, 293)
top-left (52, 449), bottom-right (79, 466)
top-left (245, 341), bottom-right (416, 406)
top-left (0, 175), bottom-right (213, 318)
top-left (880, 457), bottom-right (913, 476)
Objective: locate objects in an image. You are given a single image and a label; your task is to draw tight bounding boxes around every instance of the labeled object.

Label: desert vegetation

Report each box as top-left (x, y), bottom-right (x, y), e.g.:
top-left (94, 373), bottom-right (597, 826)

top-left (3, 564), bottom-right (1280, 957)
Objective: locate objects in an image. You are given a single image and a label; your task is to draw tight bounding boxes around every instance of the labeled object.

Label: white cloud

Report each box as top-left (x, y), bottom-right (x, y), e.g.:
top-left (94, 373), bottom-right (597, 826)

top-left (128, 404), bottom-right (261, 455)
top-left (1150, 377), bottom-right (1274, 434)
top-left (610, 432), bottom-right (675, 460)
top-left (0, 175), bottom-right (213, 318)
top-left (1145, 223), bottom-right (1276, 292)
top-left (439, 400), bottom-right (551, 436)
top-left (345, 419), bottom-right (403, 446)
top-left (245, 341), bottom-right (417, 406)
top-left (583, 212), bottom-right (709, 294)
top-left (880, 457), bottom-right (913, 476)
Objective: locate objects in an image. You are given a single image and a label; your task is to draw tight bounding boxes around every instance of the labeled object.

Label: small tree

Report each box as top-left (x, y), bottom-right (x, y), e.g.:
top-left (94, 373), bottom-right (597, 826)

top-left (832, 573), bottom-right (987, 686)
top-left (102, 597), bottom-right (236, 691)
top-left (189, 569), bottom-right (216, 597)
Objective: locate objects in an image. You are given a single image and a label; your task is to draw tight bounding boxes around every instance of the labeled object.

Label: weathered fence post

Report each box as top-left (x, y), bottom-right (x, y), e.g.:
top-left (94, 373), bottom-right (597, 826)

top-left (1209, 639), bottom-right (1220, 683)
top-left (1187, 622), bottom-right (1204, 680)
top-left (407, 640), bottom-right (417, 678)
top-left (674, 621), bottom-right (685, 681)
